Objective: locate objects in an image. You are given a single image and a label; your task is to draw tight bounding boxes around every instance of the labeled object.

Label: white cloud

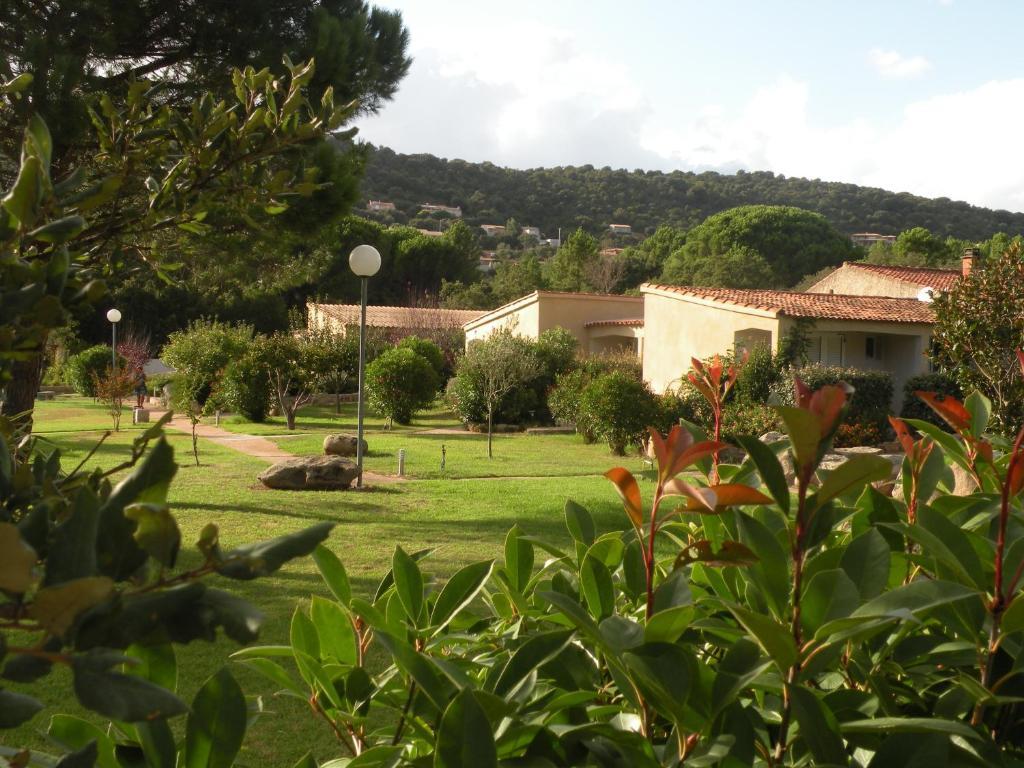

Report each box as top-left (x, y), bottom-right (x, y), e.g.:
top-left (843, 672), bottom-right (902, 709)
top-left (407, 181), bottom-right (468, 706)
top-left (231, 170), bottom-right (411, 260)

top-left (868, 48), bottom-right (933, 79)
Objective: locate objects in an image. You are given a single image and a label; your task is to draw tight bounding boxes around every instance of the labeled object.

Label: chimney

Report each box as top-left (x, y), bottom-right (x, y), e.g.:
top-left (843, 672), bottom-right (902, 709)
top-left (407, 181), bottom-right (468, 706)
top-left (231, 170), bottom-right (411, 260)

top-left (962, 247), bottom-right (979, 277)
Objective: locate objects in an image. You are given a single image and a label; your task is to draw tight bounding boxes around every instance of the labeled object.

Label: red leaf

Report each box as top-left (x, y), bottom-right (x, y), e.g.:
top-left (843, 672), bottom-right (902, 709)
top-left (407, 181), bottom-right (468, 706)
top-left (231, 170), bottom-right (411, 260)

top-left (888, 416), bottom-right (915, 456)
top-left (915, 391), bottom-right (972, 432)
top-left (1017, 349), bottom-right (1024, 375)
top-left (682, 483), bottom-right (774, 512)
top-left (1007, 457), bottom-right (1024, 497)
top-left (794, 377), bottom-right (812, 408)
top-left (604, 467), bottom-right (643, 527)
top-left (663, 478), bottom-right (717, 512)
top-left (647, 427), bottom-right (668, 470)
top-left (809, 384), bottom-right (850, 437)
top-left (667, 440), bottom-right (726, 480)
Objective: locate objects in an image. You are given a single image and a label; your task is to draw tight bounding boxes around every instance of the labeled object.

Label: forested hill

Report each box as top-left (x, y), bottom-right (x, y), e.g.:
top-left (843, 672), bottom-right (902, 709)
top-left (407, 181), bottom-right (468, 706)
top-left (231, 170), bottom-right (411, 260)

top-left (360, 145), bottom-right (1024, 240)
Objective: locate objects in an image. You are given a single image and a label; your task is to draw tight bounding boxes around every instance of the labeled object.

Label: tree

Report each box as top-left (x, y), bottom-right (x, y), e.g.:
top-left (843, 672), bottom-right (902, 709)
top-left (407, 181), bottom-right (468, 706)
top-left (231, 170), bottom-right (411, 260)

top-left (396, 336), bottom-right (447, 380)
top-left (660, 205), bottom-right (858, 288)
top-left (892, 226), bottom-right (954, 266)
top-left (932, 243), bottom-right (1024, 433)
top-left (617, 225), bottom-right (687, 290)
top-left (365, 347), bottom-right (439, 426)
top-left (252, 333), bottom-right (333, 431)
top-left (162, 320), bottom-right (254, 409)
top-left (578, 371), bottom-right (661, 455)
top-left (0, 61), bottom-right (352, 425)
top-left (455, 330), bottom-right (540, 458)
top-left (547, 228), bottom-right (598, 292)
top-left (492, 254), bottom-right (546, 304)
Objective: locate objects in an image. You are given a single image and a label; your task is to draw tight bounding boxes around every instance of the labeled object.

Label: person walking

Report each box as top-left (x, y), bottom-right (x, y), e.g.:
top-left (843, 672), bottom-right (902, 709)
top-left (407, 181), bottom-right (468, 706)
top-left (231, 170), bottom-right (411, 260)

top-left (133, 365), bottom-right (147, 409)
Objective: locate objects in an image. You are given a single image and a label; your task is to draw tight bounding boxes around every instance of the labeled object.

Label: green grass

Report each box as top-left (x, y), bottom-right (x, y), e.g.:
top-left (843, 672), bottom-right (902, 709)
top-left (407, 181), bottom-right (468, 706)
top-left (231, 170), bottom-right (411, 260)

top-left (9, 397), bottom-right (644, 765)
top-left (216, 402), bottom-right (462, 436)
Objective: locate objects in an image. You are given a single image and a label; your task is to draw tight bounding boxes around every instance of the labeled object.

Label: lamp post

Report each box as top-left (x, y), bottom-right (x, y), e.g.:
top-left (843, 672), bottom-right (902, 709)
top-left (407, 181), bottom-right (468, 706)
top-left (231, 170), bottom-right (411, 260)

top-left (106, 308), bottom-right (122, 371)
top-left (349, 244), bottom-right (381, 488)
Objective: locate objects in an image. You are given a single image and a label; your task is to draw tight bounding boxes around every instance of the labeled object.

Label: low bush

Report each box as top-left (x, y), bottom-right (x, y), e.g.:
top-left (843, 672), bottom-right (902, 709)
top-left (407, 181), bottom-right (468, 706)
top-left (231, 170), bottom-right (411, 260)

top-left (775, 364), bottom-right (893, 439)
top-left (900, 371), bottom-right (963, 426)
top-left (161, 319), bottom-right (253, 407)
top-left (731, 343), bottom-right (781, 404)
top-left (578, 371), bottom-right (661, 455)
top-left (365, 347), bottom-right (439, 426)
top-left (219, 351), bottom-right (272, 422)
top-left (396, 335), bottom-right (446, 382)
top-left (65, 345), bottom-right (122, 396)
top-left (721, 400), bottom-right (780, 441)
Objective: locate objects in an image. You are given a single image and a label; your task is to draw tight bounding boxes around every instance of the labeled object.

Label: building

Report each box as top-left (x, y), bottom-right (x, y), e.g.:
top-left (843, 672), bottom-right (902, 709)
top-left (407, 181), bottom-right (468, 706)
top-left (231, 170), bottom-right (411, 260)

top-left (463, 291), bottom-right (644, 357)
top-left (416, 228), bottom-right (445, 238)
top-left (308, 302), bottom-right (485, 338)
top-left (805, 257), bottom-right (970, 299)
top-left (521, 226), bottom-right (541, 239)
top-left (480, 224), bottom-right (506, 237)
top-left (608, 223), bottom-right (632, 235)
top-left (850, 232), bottom-right (897, 248)
top-left (420, 203), bottom-right (463, 218)
top-left (600, 247), bottom-right (625, 257)
top-left (640, 284), bottom-right (935, 410)
top-left (367, 200), bottom-right (396, 212)
top-left (541, 237), bottom-right (561, 248)
top-left (478, 252), bottom-right (499, 272)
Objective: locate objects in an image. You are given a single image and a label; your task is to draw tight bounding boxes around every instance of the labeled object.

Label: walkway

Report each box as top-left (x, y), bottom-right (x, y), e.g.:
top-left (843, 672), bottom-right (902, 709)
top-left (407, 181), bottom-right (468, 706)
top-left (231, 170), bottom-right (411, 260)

top-left (154, 411), bottom-right (406, 484)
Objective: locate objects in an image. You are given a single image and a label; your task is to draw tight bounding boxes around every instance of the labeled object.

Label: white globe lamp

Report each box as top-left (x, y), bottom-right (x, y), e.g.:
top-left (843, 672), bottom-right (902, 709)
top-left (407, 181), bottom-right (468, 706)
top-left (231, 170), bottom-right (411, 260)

top-left (348, 244), bottom-right (381, 488)
top-left (106, 308), bottom-right (122, 323)
top-left (349, 244), bottom-right (381, 277)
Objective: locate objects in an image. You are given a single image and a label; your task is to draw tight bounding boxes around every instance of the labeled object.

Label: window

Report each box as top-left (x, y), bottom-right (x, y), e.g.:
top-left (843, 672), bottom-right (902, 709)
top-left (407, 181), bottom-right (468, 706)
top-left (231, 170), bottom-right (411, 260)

top-left (865, 336), bottom-right (876, 359)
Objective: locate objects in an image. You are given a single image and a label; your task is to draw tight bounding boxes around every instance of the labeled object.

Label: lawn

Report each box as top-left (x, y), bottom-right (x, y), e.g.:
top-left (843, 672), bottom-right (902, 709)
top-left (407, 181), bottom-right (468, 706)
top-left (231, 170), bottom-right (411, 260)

top-left (10, 397), bottom-right (644, 765)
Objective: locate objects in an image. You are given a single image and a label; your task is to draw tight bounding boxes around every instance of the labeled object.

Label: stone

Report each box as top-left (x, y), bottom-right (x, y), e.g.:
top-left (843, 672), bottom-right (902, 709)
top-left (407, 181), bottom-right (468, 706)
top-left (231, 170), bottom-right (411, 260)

top-left (324, 433), bottom-right (368, 457)
top-left (950, 461), bottom-right (979, 496)
top-left (258, 456), bottom-right (360, 491)
top-left (132, 408), bottom-right (150, 424)
top-left (36, 390), bottom-right (55, 401)
top-left (760, 431), bottom-right (786, 444)
top-left (835, 446), bottom-right (883, 457)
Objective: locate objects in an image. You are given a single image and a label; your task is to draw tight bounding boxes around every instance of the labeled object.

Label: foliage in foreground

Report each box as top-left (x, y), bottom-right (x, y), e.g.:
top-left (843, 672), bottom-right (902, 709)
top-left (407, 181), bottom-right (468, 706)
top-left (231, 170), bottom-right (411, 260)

top-left (241, 372), bottom-right (1024, 767)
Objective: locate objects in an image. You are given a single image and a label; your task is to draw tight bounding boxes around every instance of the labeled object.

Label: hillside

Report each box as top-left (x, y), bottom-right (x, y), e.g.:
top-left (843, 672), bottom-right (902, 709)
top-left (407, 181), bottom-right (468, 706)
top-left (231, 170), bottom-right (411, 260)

top-left (359, 145), bottom-right (1024, 241)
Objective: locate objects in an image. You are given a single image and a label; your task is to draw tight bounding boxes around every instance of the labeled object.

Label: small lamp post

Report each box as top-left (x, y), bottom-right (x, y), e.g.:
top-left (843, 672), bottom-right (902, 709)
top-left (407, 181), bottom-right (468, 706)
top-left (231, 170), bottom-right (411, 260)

top-left (106, 308), bottom-right (122, 371)
top-left (349, 244), bottom-right (381, 488)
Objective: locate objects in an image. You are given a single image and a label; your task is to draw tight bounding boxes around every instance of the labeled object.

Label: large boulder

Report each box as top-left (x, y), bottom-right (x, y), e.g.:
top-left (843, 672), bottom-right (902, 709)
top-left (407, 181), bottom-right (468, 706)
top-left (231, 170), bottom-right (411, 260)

top-left (258, 456), bottom-right (360, 491)
top-left (324, 434), bottom-right (368, 458)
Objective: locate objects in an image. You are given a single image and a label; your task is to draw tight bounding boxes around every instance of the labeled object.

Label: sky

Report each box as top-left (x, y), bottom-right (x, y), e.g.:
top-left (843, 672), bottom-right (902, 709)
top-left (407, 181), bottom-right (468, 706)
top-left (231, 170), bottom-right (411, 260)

top-left (355, 0), bottom-right (1024, 213)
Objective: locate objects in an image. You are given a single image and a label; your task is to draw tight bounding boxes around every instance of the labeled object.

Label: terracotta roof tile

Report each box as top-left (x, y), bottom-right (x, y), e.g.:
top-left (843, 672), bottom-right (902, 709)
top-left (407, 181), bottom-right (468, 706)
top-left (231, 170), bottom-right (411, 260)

top-left (844, 262), bottom-right (961, 291)
top-left (584, 318), bottom-right (644, 328)
top-left (643, 284), bottom-right (935, 323)
top-left (314, 303), bottom-right (486, 328)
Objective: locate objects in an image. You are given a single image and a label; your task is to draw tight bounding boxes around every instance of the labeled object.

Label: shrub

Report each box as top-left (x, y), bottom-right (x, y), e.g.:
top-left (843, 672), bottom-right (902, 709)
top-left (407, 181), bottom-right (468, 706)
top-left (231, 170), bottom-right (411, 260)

top-left (776, 364), bottom-right (893, 435)
top-left (161, 319), bottom-right (253, 407)
top-left (219, 351), bottom-right (272, 422)
top-left (721, 400), bottom-right (780, 441)
top-left (732, 343), bottom-right (781, 404)
top-left (365, 347), bottom-right (440, 426)
top-left (396, 335), bottom-right (446, 382)
top-left (579, 371), bottom-right (661, 455)
top-left (656, 386), bottom-right (710, 433)
top-left (900, 371), bottom-right (963, 427)
top-left (66, 345), bottom-right (122, 396)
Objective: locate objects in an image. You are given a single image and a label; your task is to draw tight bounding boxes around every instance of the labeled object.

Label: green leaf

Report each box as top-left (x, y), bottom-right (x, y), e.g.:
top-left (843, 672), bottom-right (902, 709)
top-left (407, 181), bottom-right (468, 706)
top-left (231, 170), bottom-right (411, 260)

top-left (964, 391), bottom-right (992, 438)
top-left (310, 597), bottom-right (357, 665)
top-left (801, 569), bottom-right (860, 636)
top-left (724, 603), bottom-right (797, 671)
top-left (492, 629), bottom-right (574, 698)
top-left (811, 455), bottom-right (893, 511)
top-left (652, 569), bottom-right (692, 614)
top-left (184, 668), bottom-right (247, 768)
top-left (580, 555), bottom-right (615, 621)
top-left (435, 689), bottom-right (497, 768)
top-left (503, 526), bottom-right (534, 594)
top-left (312, 545), bottom-right (351, 605)
top-left (27, 113), bottom-right (53, 169)
top-left (217, 522), bottom-right (334, 580)
top-left (866, 733), bottom-right (949, 767)
top-left (777, 406), bottom-right (821, 473)
top-left (48, 715), bottom-right (119, 768)
top-left (290, 607), bottom-right (320, 660)
top-left (711, 638), bottom-right (771, 717)
top-left (736, 513), bottom-right (789, 617)
top-left (125, 503), bottom-right (181, 568)
top-left (345, 746), bottom-right (404, 767)
top-left (53, 741), bottom-right (100, 768)
top-left (291, 753), bottom-right (318, 768)
top-left (1002, 596), bottom-right (1024, 636)
top-left (564, 500), bottom-right (596, 545)
top-left (125, 642), bottom-right (176, 692)
top-left (622, 643), bottom-right (693, 725)
top-left (430, 559), bottom-right (494, 632)
top-left (644, 605), bottom-right (694, 643)
top-left (0, 522), bottom-right (36, 593)
top-left (234, 657), bottom-right (303, 696)
top-left (735, 435), bottom-right (790, 512)
top-left (852, 579), bottom-right (981, 620)
top-left (3, 154), bottom-right (42, 228)
top-left (28, 214), bottom-right (87, 243)
top-left (911, 506), bottom-right (986, 589)
top-left (840, 717), bottom-right (980, 740)
top-left (31, 576), bottom-right (114, 637)
top-left (44, 488), bottom-right (99, 586)
top-left (71, 652), bottom-right (188, 722)
top-left (374, 632), bottom-right (452, 711)
top-left (0, 688), bottom-right (43, 727)
top-left (391, 545), bottom-right (425, 625)
top-left (135, 720), bottom-right (177, 768)
top-left (790, 684), bottom-right (847, 765)
top-left (840, 528), bottom-right (891, 600)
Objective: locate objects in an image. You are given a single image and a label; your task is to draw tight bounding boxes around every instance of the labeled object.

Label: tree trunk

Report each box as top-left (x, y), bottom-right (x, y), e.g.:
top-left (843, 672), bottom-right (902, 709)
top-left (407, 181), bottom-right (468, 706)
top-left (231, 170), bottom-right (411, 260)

top-left (286, 407), bottom-right (296, 431)
top-left (487, 406), bottom-right (494, 459)
top-left (1, 353), bottom-right (45, 430)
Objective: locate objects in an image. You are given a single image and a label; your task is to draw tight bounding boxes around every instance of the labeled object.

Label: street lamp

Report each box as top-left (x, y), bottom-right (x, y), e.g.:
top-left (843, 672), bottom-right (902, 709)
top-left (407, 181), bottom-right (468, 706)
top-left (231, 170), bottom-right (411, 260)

top-left (349, 244), bottom-right (381, 488)
top-left (106, 308), bottom-right (122, 371)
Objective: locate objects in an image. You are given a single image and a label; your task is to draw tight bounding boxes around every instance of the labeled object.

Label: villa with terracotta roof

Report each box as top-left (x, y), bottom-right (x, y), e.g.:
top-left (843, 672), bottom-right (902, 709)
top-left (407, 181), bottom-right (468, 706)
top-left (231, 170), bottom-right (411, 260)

top-left (806, 260), bottom-right (966, 299)
top-left (640, 283), bottom-right (936, 409)
top-left (308, 302), bottom-right (486, 338)
top-left (463, 291), bottom-right (644, 357)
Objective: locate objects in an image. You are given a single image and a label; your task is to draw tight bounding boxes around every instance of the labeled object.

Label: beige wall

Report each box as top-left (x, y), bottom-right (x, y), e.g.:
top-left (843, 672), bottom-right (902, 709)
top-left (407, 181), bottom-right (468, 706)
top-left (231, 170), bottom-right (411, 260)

top-left (806, 265), bottom-right (922, 299)
top-left (307, 304), bottom-right (349, 337)
top-left (642, 290), bottom-right (780, 393)
top-left (464, 299), bottom-right (541, 345)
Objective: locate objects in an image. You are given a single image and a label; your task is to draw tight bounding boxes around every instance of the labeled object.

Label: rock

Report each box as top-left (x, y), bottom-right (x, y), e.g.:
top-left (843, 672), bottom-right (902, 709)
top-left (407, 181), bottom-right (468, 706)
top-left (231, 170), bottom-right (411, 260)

top-left (760, 431), bottom-right (786, 444)
top-left (719, 446), bottom-right (746, 464)
top-left (835, 446), bottom-right (883, 457)
top-left (324, 434), bottom-right (368, 457)
top-left (36, 390), bottom-right (55, 401)
top-left (258, 456), bottom-right (360, 491)
top-left (951, 462), bottom-right (979, 496)
top-left (878, 441), bottom-right (902, 454)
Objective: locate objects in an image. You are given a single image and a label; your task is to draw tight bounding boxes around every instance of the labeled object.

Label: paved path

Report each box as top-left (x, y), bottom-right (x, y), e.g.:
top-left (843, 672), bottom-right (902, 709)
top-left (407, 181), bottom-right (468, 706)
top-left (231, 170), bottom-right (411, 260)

top-left (154, 411), bottom-right (406, 484)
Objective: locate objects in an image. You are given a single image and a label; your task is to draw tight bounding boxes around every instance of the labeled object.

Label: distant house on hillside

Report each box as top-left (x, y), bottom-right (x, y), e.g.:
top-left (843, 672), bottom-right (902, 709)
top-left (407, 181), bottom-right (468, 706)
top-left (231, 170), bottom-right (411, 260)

top-left (850, 232), bottom-right (897, 248)
top-left (416, 228), bottom-right (445, 238)
top-left (478, 252), bottom-right (499, 272)
top-left (805, 256), bottom-right (971, 299)
top-left (640, 283), bottom-right (935, 410)
top-left (367, 200), bottom-right (396, 212)
top-left (420, 203), bottom-right (463, 218)
top-left (521, 226), bottom-right (541, 239)
top-left (480, 224), bottom-right (506, 237)
top-left (309, 302), bottom-right (485, 339)
top-left (463, 291), bottom-right (644, 357)
top-left (608, 223), bottom-right (632, 235)
top-left (600, 247), bottom-right (625, 257)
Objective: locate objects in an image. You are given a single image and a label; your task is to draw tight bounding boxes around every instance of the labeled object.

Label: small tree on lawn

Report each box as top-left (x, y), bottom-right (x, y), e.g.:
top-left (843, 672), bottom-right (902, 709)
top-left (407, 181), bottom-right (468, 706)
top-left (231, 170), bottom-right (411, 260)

top-left (170, 369), bottom-right (206, 466)
top-left (365, 347), bottom-right (439, 427)
top-left (457, 330), bottom-right (540, 458)
top-left (578, 371), bottom-right (661, 455)
top-left (932, 243), bottom-right (1024, 434)
top-left (92, 365), bottom-right (135, 432)
top-left (254, 333), bottom-right (335, 431)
